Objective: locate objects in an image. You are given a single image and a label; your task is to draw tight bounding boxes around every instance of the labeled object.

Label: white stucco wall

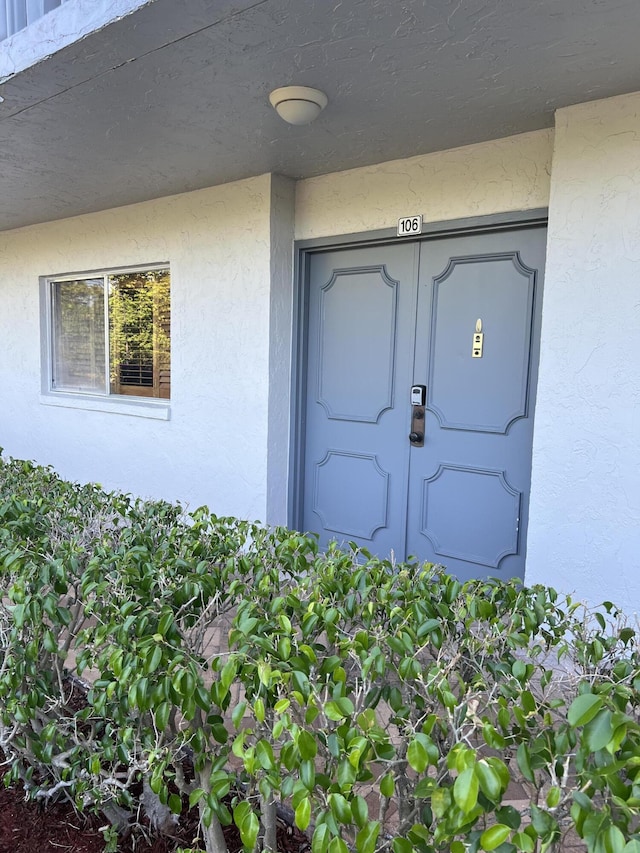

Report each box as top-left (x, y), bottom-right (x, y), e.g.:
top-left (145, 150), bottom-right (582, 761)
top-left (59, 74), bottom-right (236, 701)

top-left (0, 175), bottom-right (277, 519)
top-left (0, 130), bottom-right (554, 535)
top-left (0, 0), bottom-right (151, 79)
top-left (3, 107), bottom-right (637, 611)
top-left (266, 175), bottom-right (296, 524)
top-left (526, 93), bottom-right (640, 612)
top-left (295, 129), bottom-right (553, 239)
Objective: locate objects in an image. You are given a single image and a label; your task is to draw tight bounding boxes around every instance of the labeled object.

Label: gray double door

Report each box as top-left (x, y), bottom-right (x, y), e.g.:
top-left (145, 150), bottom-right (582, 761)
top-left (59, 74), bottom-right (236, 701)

top-left (300, 225), bottom-right (546, 581)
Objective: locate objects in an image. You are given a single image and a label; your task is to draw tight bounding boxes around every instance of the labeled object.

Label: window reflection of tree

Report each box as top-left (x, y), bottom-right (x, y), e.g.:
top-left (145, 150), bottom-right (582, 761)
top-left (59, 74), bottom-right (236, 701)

top-left (53, 279), bottom-right (105, 393)
top-left (109, 270), bottom-right (170, 398)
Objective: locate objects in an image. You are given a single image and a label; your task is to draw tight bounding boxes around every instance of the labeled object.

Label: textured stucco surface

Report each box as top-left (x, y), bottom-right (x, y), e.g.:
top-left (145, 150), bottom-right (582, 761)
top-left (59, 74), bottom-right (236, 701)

top-left (266, 174), bottom-right (295, 525)
top-left (0, 175), bottom-right (277, 519)
top-left (295, 130), bottom-right (553, 239)
top-left (6, 0), bottom-right (640, 233)
top-left (527, 93), bottom-right (640, 611)
top-left (0, 0), bottom-right (151, 79)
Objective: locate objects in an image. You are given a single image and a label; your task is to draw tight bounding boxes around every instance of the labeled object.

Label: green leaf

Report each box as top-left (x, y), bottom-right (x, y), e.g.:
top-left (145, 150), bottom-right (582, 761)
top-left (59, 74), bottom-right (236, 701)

top-left (568, 693), bottom-right (603, 727)
top-left (408, 825), bottom-right (431, 845)
top-left (602, 825), bottom-right (626, 853)
top-left (211, 723), bottom-right (228, 744)
top-left (232, 700), bottom-right (247, 729)
top-left (189, 788), bottom-right (205, 808)
top-left (393, 839), bottom-right (414, 853)
top-left (512, 660), bottom-right (527, 681)
top-left (299, 730), bottom-right (318, 760)
top-left (480, 825), bottom-right (512, 851)
top-left (234, 801), bottom-right (251, 826)
top-left (483, 723), bottom-right (507, 749)
top-left (312, 824), bottom-right (331, 853)
top-left (301, 759), bottom-right (316, 791)
top-left (516, 743), bottom-right (535, 783)
top-left (431, 787), bottom-right (450, 818)
top-left (623, 842), bottom-right (640, 853)
top-left (157, 611), bottom-right (173, 636)
top-left (235, 802), bottom-right (260, 850)
top-left (495, 805), bottom-right (522, 831)
top-left (407, 739), bottom-right (428, 773)
top-left (295, 797), bottom-right (312, 831)
top-left (149, 773), bottom-right (163, 796)
top-left (328, 838), bottom-right (349, 853)
top-left (325, 701), bottom-right (348, 721)
top-left (168, 793), bottom-right (182, 815)
top-left (453, 767), bottom-right (479, 814)
top-left (221, 659), bottom-right (237, 689)
top-left (146, 644), bottom-right (163, 674)
top-left (414, 778), bottom-right (436, 798)
top-left (335, 696), bottom-right (354, 716)
top-left (476, 759), bottom-right (503, 802)
top-left (337, 759), bottom-right (356, 790)
top-left (583, 709), bottom-right (614, 752)
top-left (256, 739), bottom-right (275, 771)
top-left (356, 821), bottom-right (380, 853)
top-left (380, 773), bottom-right (395, 798)
top-left (136, 677), bottom-right (149, 710)
top-left (530, 804), bottom-right (554, 838)
top-left (258, 661), bottom-right (272, 686)
top-left (305, 704), bottom-right (320, 725)
top-left (330, 793), bottom-right (352, 824)
top-left (211, 773), bottom-right (231, 799)
top-left (512, 831), bottom-right (535, 852)
top-left (278, 637), bottom-right (292, 660)
top-left (572, 791), bottom-right (593, 812)
top-left (154, 701), bottom-right (170, 731)
top-left (43, 630), bottom-right (58, 654)
top-left (12, 603), bottom-right (25, 628)
top-left (351, 795), bottom-right (369, 828)
top-left (546, 787), bottom-right (561, 808)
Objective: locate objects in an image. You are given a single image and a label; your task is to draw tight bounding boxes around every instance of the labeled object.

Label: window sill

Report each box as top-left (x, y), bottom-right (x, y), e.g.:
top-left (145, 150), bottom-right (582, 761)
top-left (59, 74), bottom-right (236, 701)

top-left (39, 393), bottom-right (171, 421)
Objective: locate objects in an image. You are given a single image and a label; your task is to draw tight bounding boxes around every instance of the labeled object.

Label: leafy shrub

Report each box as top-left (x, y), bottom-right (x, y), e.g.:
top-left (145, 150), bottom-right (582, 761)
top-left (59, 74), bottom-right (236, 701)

top-left (1, 453), bottom-right (639, 853)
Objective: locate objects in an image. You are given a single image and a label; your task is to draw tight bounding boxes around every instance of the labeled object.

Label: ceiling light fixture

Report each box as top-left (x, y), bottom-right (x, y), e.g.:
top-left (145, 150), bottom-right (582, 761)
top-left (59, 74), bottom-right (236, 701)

top-left (269, 85), bottom-right (328, 125)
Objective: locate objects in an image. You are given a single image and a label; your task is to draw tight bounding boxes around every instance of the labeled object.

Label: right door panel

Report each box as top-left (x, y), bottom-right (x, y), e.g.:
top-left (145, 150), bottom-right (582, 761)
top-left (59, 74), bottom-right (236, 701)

top-left (405, 227), bottom-right (547, 580)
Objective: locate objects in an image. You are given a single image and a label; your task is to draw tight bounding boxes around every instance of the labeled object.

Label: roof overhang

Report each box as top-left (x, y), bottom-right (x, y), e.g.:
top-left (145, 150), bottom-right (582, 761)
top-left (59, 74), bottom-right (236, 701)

top-left (1, 0), bottom-right (640, 231)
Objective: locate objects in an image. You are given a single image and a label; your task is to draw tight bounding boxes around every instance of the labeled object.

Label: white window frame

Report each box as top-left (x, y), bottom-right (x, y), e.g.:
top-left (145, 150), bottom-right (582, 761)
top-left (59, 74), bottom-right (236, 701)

top-left (40, 263), bottom-right (171, 421)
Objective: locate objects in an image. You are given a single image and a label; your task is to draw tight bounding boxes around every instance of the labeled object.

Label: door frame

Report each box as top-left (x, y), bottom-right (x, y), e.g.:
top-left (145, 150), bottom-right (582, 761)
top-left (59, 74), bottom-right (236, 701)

top-left (288, 208), bottom-right (548, 532)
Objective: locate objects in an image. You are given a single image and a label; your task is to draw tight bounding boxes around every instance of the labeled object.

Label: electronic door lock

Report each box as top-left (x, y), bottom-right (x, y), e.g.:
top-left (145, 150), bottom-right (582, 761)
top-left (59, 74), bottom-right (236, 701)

top-left (410, 385), bottom-right (426, 446)
top-left (410, 384), bottom-right (426, 406)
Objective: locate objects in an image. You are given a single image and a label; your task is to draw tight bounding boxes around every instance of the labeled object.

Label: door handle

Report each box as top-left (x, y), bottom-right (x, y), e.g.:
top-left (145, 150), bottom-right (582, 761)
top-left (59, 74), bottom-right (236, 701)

top-left (410, 406), bottom-right (425, 446)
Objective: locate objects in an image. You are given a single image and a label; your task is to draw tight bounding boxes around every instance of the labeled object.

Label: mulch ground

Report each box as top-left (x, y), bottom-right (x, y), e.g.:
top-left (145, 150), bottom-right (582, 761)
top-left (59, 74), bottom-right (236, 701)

top-left (0, 757), bottom-right (308, 853)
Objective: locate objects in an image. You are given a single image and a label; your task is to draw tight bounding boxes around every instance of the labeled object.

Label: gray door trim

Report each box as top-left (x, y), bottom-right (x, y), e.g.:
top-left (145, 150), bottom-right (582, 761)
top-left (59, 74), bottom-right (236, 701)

top-left (288, 207), bottom-right (548, 531)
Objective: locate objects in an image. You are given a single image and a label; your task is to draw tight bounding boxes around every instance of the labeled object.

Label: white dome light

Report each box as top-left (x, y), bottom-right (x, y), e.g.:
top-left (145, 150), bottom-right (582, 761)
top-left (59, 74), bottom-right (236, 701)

top-left (269, 86), bottom-right (328, 126)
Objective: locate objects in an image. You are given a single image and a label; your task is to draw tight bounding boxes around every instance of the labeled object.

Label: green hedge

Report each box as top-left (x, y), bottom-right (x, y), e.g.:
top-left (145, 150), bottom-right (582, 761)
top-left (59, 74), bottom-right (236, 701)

top-left (1, 454), bottom-right (639, 853)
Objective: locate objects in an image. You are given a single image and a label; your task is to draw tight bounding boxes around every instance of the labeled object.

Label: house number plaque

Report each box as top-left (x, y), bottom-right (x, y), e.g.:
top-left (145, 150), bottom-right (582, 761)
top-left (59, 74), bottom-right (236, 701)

top-left (397, 214), bottom-right (422, 237)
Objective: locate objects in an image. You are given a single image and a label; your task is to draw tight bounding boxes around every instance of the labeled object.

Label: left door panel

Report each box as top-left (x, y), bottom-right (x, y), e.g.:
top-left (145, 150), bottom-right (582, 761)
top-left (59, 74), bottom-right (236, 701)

top-left (301, 243), bottom-right (419, 557)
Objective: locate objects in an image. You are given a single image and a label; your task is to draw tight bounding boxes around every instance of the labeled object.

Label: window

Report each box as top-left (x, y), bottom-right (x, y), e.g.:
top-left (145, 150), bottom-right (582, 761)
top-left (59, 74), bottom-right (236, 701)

top-left (48, 267), bottom-right (170, 400)
top-left (1, 0), bottom-right (69, 41)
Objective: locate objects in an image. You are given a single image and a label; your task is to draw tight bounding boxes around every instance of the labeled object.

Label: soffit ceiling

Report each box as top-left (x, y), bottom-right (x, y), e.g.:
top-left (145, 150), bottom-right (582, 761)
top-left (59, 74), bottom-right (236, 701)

top-left (1, 0), bottom-right (640, 231)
